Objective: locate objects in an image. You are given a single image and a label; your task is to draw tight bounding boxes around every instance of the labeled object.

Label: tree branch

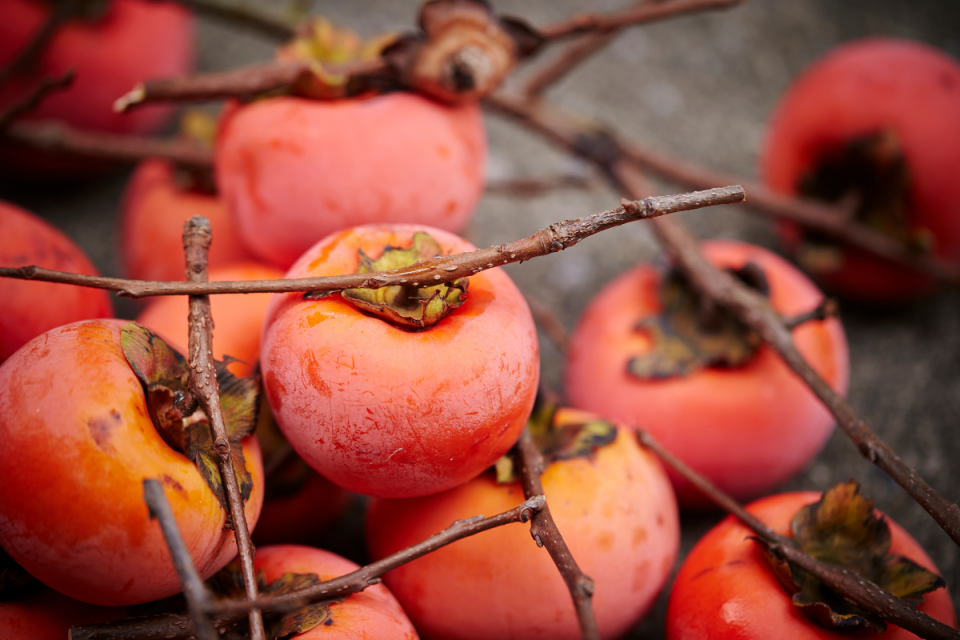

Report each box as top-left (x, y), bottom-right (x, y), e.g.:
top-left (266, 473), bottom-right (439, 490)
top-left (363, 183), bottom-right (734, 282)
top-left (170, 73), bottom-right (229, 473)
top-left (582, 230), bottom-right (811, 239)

top-left (485, 173), bottom-right (595, 197)
top-left (182, 217), bottom-right (265, 640)
top-left (70, 496), bottom-right (546, 640)
top-left (635, 430), bottom-right (960, 640)
top-left (165, 0), bottom-right (302, 40)
top-left (524, 295), bottom-right (572, 354)
top-left (516, 427), bottom-right (599, 639)
top-left (0, 185), bottom-right (744, 298)
top-left (3, 121), bottom-right (213, 168)
top-left (142, 479), bottom-right (219, 640)
top-left (536, 0), bottom-right (744, 41)
top-left (0, 70), bottom-right (74, 132)
top-left (0, 0), bottom-right (77, 89)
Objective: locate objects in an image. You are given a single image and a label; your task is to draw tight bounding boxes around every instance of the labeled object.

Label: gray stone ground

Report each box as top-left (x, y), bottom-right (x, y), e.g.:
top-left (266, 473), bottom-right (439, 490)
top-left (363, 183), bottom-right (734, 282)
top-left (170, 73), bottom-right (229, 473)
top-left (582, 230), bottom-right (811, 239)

top-left (2, 0), bottom-right (958, 637)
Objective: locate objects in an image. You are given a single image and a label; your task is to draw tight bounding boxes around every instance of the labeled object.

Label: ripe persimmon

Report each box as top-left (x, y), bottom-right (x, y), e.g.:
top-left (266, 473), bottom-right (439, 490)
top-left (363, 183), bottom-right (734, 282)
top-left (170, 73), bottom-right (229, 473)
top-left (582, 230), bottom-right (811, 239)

top-left (0, 319), bottom-right (264, 605)
top-left (120, 160), bottom-right (256, 283)
top-left (761, 39), bottom-right (960, 301)
top-left (366, 408), bottom-right (679, 640)
top-left (666, 490), bottom-right (956, 639)
top-left (0, 587), bottom-right (124, 639)
top-left (260, 225), bottom-right (539, 498)
top-left (565, 240), bottom-right (849, 506)
top-left (0, 201), bottom-right (113, 363)
top-left (216, 94), bottom-right (487, 268)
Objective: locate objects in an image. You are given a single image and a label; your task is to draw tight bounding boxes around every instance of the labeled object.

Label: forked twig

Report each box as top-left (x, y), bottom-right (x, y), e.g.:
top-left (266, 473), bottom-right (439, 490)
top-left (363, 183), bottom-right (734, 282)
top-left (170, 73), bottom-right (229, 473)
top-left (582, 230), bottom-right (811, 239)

top-left (0, 70), bottom-right (74, 131)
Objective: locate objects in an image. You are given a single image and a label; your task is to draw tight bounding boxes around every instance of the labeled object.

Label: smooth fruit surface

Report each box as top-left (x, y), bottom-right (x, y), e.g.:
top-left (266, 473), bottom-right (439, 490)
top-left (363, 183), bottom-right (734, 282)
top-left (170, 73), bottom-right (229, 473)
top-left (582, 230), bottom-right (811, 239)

top-left (254, 545), bottom-right (418, 639)
top-left (121, 160), bottom-right (256, 282)
top-left (216, 94), bottom-right (487, 268)
top-left (0, 319), bottom-right (264, 605)
top-left (761, 38), bottom-right (960, 301)
top-left (366, 412), bottom-right (680, 640)
top-left (260, 224), bottom-right (539, 498)
top-left (666, 491), bottom-right (956, 639)
top-left (565, 240), bottom-right (849, 506)
top-left (0, 587), bottom-right (124, 639)
top-left (0, 200), bottom-right (114, 363)
top-left (135, 261), bottom-right (283, 378)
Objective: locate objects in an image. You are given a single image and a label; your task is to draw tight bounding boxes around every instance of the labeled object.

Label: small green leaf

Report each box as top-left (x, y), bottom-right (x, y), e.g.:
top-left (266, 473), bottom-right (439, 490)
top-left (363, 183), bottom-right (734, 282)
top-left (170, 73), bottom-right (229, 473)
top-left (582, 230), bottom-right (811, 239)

top-left (216, 359), bottom-right (260, 442)
top-left (627, 265), bottom-right (766, 380)
top-left (758, 481), bottom-right (945, 632)
top-left (338, 232), bottom-right (469, 329)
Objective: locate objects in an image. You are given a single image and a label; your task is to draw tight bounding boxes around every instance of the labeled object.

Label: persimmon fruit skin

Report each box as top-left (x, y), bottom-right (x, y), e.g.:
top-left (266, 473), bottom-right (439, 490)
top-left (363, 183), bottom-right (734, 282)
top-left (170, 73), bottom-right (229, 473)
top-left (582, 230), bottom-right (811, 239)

top-left (0, 0), bottom-right (194, 175)
top-left (0, 319), bottom-right (264, 606)
top-left (120, 160), bottom-right (257, 283)
top-left (216, 94), bottom-right (487, 268)
top-left (254, 545), bottom-right (419, 639)
top-left (260, 224), bottom-right (539, 499)
top-left (761, 38), bottom-right (960, 302)
top-left (0, 201), bottom-right (114, 363)
top-left (564, 240), bottom-right (849, 507)
top-left (0, 587), bottom-right (124, 639)
top-left (366, 414), bottom-right (679, 640)
top-left (666, 491), bottom-right (957, 640)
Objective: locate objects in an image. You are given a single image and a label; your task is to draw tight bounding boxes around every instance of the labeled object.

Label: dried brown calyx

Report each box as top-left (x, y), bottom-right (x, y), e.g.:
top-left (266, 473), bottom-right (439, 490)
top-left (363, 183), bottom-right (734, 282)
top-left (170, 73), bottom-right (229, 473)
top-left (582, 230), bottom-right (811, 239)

top-left (794, 129), bottom-right (929, 273)
top-left (121, 323), bottom-right (259, 512)
top-left (208, 561), bottom-right (340, 638)
top-left (383, 0), bottom-right (543, 104)
top-left (495, 399), bottom-right (618, 483)
top-left (627, 263), bottom-right (769, 379)
top-left (331, 231), bottom-right (469, 330)
top-left (759, 481), bottom-right (945, 632)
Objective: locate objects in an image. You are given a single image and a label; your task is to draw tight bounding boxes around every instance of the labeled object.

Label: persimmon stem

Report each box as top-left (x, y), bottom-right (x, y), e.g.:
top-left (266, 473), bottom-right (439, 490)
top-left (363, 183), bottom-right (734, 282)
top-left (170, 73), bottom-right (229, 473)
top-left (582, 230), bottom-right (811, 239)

top-left (0, 185), bottom-right (745, 298)
top-left (515, 427), bottom-right (599, 640)
top-left (182, 217), bottom-right (266, 640)
top-left (69, 496), bottom-right (547, 640)
top-left (634, 430), bottom-right (960, 640)
top-left (142, 479), bottom-right (219, 640)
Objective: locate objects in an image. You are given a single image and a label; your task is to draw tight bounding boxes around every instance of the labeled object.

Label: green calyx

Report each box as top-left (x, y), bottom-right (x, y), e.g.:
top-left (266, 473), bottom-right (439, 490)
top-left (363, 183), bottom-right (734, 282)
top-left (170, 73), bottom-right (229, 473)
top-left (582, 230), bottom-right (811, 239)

top-left (121, 323), bottom-right (259, 513)
top-left (627, 263), bottom-right (768, 380)
top-left (495, 399), bottom-right (618, 484)
top-left (759, 481), bottom-right (945, 632)
top-left (338, 232), bottom-right (469, 329)
top-left (795, 129), bottom-right (930, 273)
top-left (208, 561), bottom-right (338, 638)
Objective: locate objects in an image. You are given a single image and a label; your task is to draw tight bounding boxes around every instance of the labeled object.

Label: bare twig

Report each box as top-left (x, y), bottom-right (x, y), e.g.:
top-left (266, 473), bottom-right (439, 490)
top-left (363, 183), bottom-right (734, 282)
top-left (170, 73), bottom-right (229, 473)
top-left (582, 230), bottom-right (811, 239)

top-left (0, 0), bottom-right (77, 89)
top-left (70, 496), bottom-right (546, 640)
top-left (4, 121), bottom-right (213, 168)
top-left (0, 70), bottom-right (74, 131)
top-left (524, 295), bottom-right (572, 354)
top-left (516, 428), bottom-right (599, 640)
top-left (0, 185), bottom-right (745, 298)
top-left (142, 479), bottom-right (219, 640)
top-left (165, 0), bottom-right (302, 40)
top-left (522, 30), bottom-right (619, 99)
top-left (782, 298), bottom-right (839, 331)
top-left (536, 0), bottom-right (743, 41)
top-left (182, 217), bottom-right (265, 640)
top-left (485, 173), bottom-right (595, 197)
top-left (619, 141), bottom-right (960, 286)
top-left (635, 430), bottom-right (960, 640)
top-left (114, 58), bottom-right (393, 112)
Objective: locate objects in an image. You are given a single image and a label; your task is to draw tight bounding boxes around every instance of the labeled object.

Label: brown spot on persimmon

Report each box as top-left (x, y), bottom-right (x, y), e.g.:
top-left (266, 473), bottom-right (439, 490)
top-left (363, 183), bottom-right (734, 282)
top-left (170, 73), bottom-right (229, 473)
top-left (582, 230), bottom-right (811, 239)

top-left (161, 474), bottom-right (188, 500)
top-left (87, 410), bottom-right (122, 452)
top-left (596, 531), bottom-right (615, 552)
top-left (633, 527), bottom-right (648, 546)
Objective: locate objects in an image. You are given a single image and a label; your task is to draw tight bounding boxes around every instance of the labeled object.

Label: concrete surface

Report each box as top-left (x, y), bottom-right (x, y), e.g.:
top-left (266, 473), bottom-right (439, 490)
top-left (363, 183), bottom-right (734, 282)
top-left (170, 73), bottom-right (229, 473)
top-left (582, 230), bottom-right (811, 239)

top-left (2, 0), bottom-right (958, 637)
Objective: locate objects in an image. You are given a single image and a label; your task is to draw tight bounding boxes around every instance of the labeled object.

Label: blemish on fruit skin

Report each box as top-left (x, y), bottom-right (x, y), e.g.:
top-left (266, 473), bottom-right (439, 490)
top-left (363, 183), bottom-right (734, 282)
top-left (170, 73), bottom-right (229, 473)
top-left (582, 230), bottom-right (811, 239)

top-left (87, 409), bottom-right (122, 452)
top-left (596, 531), bottom-right (615, 552)
top-left (633, 527), bottom-right (648, 547)
top-left (161, 474), bottom-right (188, 501)
top-left (306, 311), bottom-right (327, 327)
top-left (691, 566), bottom-right (715, 581)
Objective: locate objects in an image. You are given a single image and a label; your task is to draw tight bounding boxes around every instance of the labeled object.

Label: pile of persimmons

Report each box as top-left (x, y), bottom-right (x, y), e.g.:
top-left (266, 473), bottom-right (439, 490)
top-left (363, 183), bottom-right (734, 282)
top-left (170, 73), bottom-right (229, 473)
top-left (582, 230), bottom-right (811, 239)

top-left (1, 1), bottom-right (959, 638)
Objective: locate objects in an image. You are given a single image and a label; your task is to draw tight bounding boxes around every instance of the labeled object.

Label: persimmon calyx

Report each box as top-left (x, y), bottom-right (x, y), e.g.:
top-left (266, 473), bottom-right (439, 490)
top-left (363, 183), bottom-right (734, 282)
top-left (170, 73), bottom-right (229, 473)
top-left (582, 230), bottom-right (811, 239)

top-left (627, 263), bottom-right (768, 380)
top-left (336, 232), bottom-right (469, 329)
top-left (757, 481), bottom-right (945, 632)
top-left (495, 400), bottom-right (618, 483)
top-left (208, 561), bottom-right (339, 637)
top-left (795, 128), bottom-right (932, 273)
top-left (121, 323), bottom-right (259, 511)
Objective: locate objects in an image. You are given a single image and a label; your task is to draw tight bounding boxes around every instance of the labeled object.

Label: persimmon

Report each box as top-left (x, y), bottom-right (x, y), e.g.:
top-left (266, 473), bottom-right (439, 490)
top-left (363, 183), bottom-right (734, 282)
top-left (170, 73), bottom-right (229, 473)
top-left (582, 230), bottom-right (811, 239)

top-left (215, 93), bottom-right (487, 268)
top-left (250, 545), bottom-right (419, 639)
top-left (565, 240), bottom-right (849, 507)
top-left (0, 586), bottom-right (124, 639)
top-left (0, 319), bottom-right (264, 605)
top-left (120, 159), bottom-right (256, 283)
top-left (0, 200), bottom-right (113, 363)
top-left (0, 0), bottom-right (194, 175)
top-left (366, 408), bottom-right (679, 640)
top-left (260, 225), bottom-right (539, 498)
top-left (761, 39), bottom-right (960, 301)
top-left (135, 261), bottom-right (283, 378)
top-left (666, 490), bottom-right (956, 639)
